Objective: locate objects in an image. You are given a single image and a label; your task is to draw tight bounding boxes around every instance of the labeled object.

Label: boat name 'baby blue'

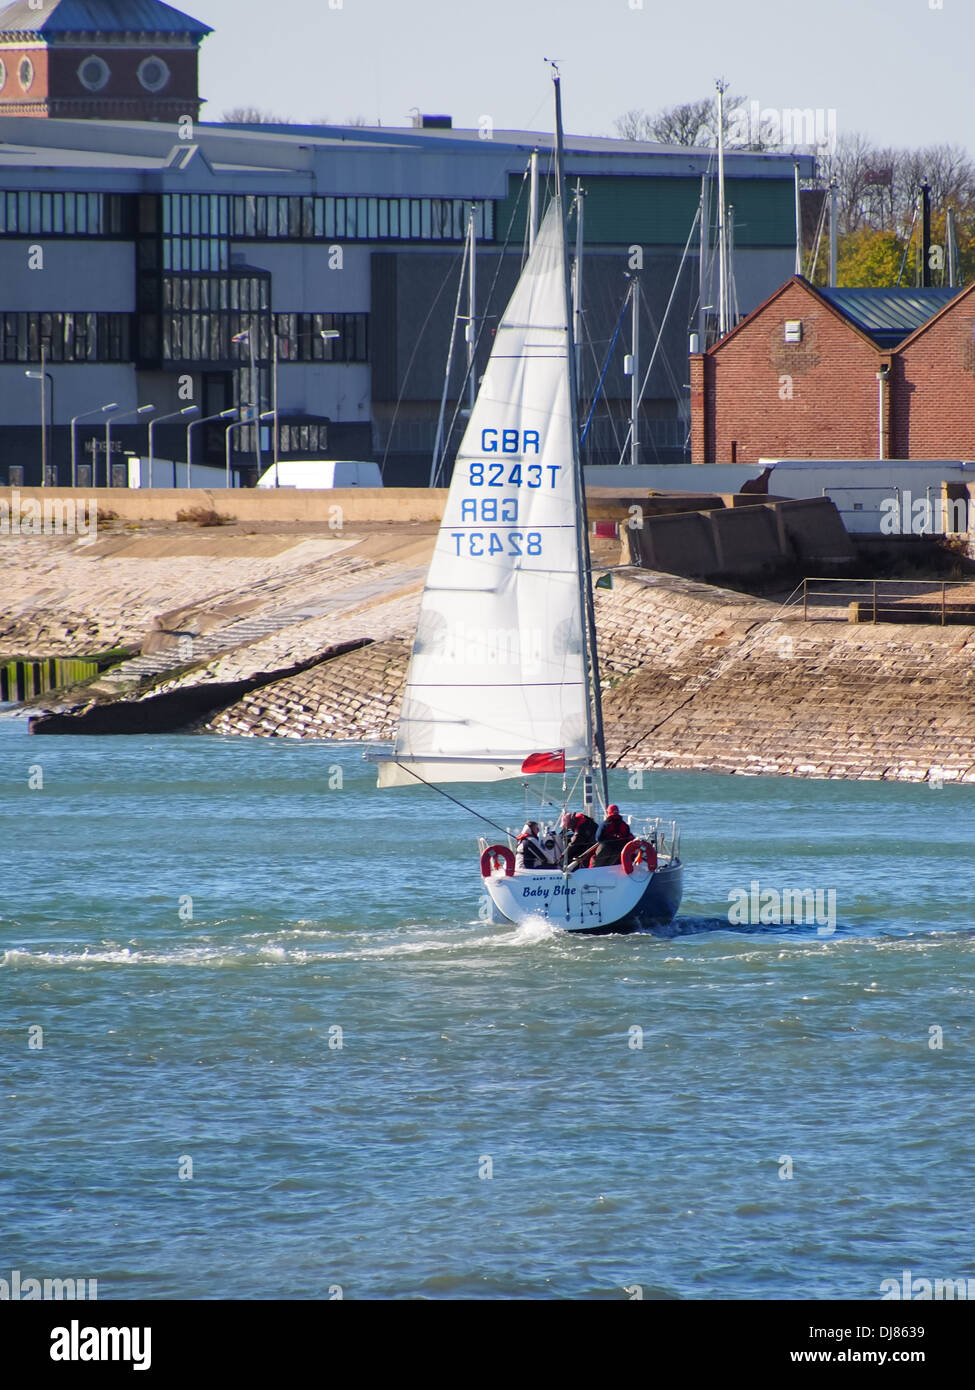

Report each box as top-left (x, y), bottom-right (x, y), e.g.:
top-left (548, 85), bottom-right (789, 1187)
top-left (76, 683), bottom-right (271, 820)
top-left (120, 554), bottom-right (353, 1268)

top-left (521, 884), bottom-right (578, 898)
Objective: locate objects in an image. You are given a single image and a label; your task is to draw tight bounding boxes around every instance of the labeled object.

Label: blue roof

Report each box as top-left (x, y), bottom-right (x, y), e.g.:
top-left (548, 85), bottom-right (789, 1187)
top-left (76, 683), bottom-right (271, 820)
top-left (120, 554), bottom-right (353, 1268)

top-left (818, 285), bottom-right (959, 348)
top-left (0, 0), bottom-right (212, 35)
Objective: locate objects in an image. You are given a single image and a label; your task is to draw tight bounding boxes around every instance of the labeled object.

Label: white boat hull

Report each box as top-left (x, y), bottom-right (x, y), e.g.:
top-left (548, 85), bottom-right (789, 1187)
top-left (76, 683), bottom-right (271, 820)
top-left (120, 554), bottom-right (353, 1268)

top-left (482, 860), bottom-right (683, 933)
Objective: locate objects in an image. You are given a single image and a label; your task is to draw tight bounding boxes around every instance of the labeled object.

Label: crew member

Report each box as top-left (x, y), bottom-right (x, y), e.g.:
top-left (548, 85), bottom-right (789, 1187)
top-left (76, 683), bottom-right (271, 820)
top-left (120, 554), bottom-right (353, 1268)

top-left (515, 821), bottom-right (549, 870)
top-left (591, 803), bottom-right (634, 867)
top-left (538, 823), bottom-right (564, 866)
top-left (563, 811), bottom-right (598, 871)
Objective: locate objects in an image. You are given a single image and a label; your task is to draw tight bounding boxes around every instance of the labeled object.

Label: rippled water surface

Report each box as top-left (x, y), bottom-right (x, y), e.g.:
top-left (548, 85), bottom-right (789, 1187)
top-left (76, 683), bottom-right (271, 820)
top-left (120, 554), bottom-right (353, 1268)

top-left (2, 716), bottom-right (973, 1299)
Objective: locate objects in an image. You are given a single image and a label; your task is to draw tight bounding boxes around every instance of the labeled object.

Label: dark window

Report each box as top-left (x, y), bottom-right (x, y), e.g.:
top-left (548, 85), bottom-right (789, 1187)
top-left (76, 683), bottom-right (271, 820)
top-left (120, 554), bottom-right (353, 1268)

top-left (0, 311), bottom-right (131, 363)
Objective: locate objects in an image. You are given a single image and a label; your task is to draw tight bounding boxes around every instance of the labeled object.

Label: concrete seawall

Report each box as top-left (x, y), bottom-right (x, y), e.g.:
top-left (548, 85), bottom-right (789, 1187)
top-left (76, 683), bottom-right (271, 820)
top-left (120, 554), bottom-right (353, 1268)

top-left (625, 496), bottom-right (854, 582)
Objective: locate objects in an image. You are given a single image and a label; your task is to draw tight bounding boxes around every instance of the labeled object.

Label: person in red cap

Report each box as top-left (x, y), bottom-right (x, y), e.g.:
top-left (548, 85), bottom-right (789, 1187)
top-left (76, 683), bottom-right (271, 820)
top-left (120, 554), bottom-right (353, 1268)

top-left (563, 810), bottom-right (598, 870)
top-left (591, 804), bottom-right (634, 867)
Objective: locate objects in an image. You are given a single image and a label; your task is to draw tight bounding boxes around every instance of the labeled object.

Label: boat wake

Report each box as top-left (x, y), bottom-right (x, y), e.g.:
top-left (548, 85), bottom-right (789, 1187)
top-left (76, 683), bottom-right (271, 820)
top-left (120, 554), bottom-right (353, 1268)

top-left (0, 913), bottom-right (566, 971)
top-left (488, 915), bottom-right (563, 947)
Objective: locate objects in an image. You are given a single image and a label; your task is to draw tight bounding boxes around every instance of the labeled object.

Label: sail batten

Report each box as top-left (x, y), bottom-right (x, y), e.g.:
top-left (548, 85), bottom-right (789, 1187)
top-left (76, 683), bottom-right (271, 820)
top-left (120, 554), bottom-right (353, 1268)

top-left (376, 198), bottom-right (590, 788)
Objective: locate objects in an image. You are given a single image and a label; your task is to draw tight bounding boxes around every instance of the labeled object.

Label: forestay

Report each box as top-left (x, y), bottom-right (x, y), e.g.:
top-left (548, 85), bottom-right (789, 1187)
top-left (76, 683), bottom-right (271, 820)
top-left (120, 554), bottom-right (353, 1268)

top-left (377, 199), bottom-right (589, 788)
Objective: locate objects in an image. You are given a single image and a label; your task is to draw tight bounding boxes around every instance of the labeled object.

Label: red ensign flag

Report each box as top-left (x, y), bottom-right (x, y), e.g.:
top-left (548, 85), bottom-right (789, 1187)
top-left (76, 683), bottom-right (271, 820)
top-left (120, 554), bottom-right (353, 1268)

top-left (521, 751), bottom-right (566, 775)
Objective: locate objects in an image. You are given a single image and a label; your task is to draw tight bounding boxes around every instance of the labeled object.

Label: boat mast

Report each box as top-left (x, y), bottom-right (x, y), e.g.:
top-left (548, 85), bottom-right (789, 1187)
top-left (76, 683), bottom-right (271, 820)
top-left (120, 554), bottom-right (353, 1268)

top-left (716, 78), bottom-right (728, 337)
top-left (529, 149), bottom-right (540, 252)
top-left (572, 179), bottom-right (584, 385)
top-left (628, 275), bottom-right (640, 466)
top-left (552, 66), bottom-right (609, 812)
top-left (466, 203), bottom-right (477, 415)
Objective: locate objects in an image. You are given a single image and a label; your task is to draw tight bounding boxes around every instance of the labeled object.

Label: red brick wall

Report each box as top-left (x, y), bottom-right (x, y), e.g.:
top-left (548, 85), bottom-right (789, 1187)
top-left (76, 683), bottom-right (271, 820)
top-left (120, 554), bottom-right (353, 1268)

top-left (689, 354), bottom-right (706, 463)
top-left (694, 280), bottom-right (887, 463)
top-left (893, 291), bottom-right (975, 458)
top-left (0, 45), bottom-right (49, 106)
top-left (0, 41), bottom-right (200, 118)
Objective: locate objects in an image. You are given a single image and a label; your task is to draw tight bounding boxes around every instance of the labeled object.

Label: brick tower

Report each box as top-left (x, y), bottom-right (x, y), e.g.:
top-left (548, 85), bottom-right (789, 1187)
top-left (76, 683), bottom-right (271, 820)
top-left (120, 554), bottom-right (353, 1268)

top-left (0, 0), bottom-right (211, 120)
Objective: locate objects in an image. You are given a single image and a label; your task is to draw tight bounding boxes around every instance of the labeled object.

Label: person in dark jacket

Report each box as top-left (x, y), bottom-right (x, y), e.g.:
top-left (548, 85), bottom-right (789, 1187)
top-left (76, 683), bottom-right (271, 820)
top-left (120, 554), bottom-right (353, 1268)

top-left (591, 804), bottom-right (634, 867)
top-left (563, 811), bottom-right (598, 870)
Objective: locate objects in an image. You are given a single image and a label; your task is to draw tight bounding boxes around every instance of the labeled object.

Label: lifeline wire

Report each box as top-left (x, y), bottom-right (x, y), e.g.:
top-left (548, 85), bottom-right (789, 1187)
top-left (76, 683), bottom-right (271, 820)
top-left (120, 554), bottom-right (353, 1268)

top-left (392, 762), bottom-right (512, 837)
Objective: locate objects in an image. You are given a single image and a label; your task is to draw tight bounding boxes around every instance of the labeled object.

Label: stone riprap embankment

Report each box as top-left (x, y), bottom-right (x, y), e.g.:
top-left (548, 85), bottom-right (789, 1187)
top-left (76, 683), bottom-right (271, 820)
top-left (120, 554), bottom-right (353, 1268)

top-left (4, 511), bottom-right (975, 783)
top-left (195, 566), bottom-right (975, 784)
top-left (5, 521), bottom-right (433, 733)
top-left (596, 571), bottom-right (975, 783)
top-left (203, 639), bottom-right (410, 741)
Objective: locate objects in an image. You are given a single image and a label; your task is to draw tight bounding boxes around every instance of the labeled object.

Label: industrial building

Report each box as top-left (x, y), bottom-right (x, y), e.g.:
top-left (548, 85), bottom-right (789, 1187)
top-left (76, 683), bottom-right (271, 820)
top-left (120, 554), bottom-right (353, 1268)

top-left (2, 0), bottom-right (812, 485)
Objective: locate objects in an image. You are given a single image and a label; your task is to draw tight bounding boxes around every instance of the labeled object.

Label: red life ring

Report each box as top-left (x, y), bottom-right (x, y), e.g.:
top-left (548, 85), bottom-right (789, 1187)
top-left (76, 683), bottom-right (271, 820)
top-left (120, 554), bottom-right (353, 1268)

top-left (480, 844), bottom-right (515, 878)
top-left (622, 838), bottom-right (657, 874)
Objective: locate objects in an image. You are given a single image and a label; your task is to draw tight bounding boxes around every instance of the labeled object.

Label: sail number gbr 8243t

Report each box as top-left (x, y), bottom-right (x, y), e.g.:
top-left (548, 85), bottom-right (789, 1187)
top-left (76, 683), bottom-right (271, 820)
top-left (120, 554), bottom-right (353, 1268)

top-left (448, 455), bottom-right (563, 558)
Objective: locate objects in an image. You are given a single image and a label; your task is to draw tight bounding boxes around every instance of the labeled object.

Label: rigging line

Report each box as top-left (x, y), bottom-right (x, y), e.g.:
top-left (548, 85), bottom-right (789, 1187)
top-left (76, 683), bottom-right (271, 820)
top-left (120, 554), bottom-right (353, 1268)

top-left (579, 291), bottom-right (630, 446)
top-left (429, 225), bottom-right (471, 486)
top-left (390, 762), bottom-right (512, 836)
top-left (617, 203), bottom-right (701, 465)
top-left (896, 202), bottom-right (920, 288)
top-left (431, 167), bottom-right (530, 487)
top-left (520, 763), bottom-right (586, 813)
top-left (807, 192), bottom-right (829, 284)
top-left (580, 305), bottom-right (627, 459)
top-left (613, 595), bottom-right (807, 765)
top-left (636, 282), bottom-right (691, 411)
top-left (380, 250), bottom-right (466, 478)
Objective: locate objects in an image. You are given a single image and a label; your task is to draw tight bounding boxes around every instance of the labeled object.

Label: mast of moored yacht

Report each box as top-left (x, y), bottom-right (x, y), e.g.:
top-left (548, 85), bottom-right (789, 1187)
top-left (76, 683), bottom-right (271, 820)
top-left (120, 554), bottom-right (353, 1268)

top-left (552, 66), bottom-right (609, 815)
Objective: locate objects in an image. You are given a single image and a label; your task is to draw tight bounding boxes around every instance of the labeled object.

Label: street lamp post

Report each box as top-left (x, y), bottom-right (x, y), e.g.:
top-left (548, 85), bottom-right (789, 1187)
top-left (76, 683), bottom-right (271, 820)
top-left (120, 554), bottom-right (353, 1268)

top-left (259, 408), bottom-right (276, 482)
top-left (231, 323), bottom-right (262, 481)
top-left (187, 407), bottom-right (238, 489)
top-left (317, 328), bottom-right (340, 487)
top-left (106, 404), bottom-right (154, 488)
top-left (225, 415), bottom-right (249, 488)
top-left (71, 403), bottom-right (119, 488)
top-left (148, 405), bottom-right (199, 487)
top-left (272, 327), bottom-right (281, 487)
top-left (25, 344), bottom-right (55, 485)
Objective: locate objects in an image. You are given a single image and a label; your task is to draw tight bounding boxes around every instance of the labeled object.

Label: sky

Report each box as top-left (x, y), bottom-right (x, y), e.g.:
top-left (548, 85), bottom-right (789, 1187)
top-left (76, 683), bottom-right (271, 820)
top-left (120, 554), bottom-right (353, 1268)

top-left (193, 0), bottom-right (972, 151)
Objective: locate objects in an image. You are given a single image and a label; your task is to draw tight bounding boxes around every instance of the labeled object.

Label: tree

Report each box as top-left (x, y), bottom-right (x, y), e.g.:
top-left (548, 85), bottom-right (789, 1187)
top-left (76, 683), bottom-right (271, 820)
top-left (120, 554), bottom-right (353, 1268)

top-left (834, 228), bottom-right (907, 287)
top-left (614, 92), bottom-right (775, 149)
top-left (220, 107), bottom-right (291, 124)
top-left (615, 100), bottom-right (713, 146)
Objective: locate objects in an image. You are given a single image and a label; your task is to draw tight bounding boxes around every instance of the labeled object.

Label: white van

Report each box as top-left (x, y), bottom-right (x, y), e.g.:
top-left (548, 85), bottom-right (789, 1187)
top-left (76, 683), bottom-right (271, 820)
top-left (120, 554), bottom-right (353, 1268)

top-left (256, 459), bottom-right (383, 489)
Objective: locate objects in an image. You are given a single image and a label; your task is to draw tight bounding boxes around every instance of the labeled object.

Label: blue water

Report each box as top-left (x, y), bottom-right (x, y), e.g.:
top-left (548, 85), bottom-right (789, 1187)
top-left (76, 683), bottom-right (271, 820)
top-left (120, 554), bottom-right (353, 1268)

top-left (2, 714), bottom-right (974, 1300)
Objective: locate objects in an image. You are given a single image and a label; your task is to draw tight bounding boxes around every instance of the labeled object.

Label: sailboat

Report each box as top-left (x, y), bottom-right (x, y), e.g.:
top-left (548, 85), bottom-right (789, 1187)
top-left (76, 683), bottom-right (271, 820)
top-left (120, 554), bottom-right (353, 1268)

top-left (373, 72), bottom-right (683, 933)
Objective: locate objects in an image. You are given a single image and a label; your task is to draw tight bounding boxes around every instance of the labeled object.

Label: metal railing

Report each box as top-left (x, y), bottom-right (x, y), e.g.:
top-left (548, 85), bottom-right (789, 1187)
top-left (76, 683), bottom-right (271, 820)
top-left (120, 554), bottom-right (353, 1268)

top-left (631, 816), bottom-right (681, 864)
top-left (795, 576), bottom-right (975, 625)
top-left (482, 815), bottom-right (681, 866)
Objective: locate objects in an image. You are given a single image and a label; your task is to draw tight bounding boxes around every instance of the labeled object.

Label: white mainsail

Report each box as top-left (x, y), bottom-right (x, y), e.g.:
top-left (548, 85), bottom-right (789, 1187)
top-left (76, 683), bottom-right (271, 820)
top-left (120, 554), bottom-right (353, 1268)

top-left (377, 198), bottom-right (590, 788)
